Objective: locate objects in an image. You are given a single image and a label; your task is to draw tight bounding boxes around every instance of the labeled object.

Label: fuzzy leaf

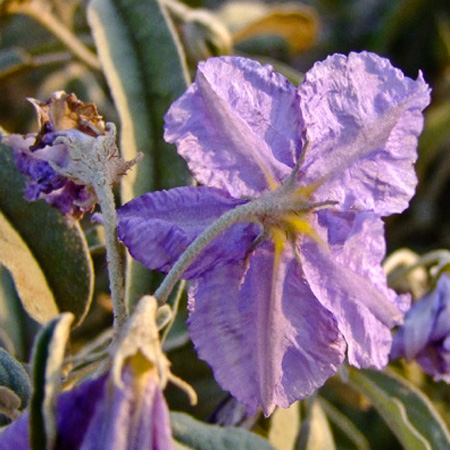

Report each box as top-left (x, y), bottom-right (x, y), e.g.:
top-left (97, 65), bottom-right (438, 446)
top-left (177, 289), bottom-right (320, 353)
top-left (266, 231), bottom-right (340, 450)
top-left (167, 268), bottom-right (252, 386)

top-left (0, 348), bottom-right (31, 412)
top-left (0, 209), bottom-right (58, 324)
top-left (350, 368), bottom-right (450, 450)
top-left (0, 266), bottom-right (32, 358)
top-left (30, 313), bottom-right (74, 450)
top-left (171, 412), bottom-right (276, 450)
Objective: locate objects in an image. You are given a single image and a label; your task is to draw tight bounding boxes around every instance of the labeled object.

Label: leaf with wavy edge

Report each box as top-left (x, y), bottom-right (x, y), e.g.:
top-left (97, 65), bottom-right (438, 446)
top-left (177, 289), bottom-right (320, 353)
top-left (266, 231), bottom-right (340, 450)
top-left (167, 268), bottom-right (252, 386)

top-left (349, 368), bottom-right (450, 450)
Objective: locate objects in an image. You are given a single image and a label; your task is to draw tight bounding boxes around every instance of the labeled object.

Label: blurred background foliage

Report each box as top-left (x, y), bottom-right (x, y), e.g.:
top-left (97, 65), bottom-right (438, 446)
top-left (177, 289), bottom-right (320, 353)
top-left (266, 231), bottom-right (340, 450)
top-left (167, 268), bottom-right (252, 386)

top-left (0, 0), bottom-right (450, 449)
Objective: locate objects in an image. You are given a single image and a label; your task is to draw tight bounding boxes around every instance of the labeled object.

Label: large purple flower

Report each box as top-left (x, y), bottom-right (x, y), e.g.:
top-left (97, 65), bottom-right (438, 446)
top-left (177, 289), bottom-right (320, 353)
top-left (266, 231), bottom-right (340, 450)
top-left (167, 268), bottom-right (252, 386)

top-left (117, 53), bottom-right (430, 415)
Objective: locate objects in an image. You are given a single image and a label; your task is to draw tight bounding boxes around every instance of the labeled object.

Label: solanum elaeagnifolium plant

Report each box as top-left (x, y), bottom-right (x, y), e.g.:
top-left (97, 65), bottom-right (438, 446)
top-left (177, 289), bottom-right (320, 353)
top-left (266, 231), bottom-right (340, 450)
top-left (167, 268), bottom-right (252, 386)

top-left (1, 0), bottom-right (450, 449)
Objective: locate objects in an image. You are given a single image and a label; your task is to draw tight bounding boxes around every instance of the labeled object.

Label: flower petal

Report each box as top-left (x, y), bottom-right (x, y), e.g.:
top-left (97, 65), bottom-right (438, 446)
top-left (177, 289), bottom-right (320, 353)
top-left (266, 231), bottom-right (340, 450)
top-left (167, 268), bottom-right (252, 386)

top-left (117, 186), bottom-right (260, 279)
top-left (164, 56), bottom-right (301, 198)
top-left (298, 51), bottom-right (431, 215)
top-left (300, 212), bottom-right (405, 368)
top-left (188, 243), bottom-right (345, 416)
top-left (429, 274), bottom-right (450, 341)
top-left (391, 273), bottom-right (450, 382)
top-left (390, 291), bottom-right (438, 361)
top-left (82, 369), bottom-right (173, 450)
top-left (317, 210), bottom-right (410, 313)
top-left (0, 375), bottom-right (105, 450)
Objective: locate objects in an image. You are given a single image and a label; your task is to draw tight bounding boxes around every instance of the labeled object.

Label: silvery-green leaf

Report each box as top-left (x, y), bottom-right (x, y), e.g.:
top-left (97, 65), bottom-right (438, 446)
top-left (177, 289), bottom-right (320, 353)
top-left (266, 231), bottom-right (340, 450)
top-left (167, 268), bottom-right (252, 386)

top-left (30, 313), bottom-right (74, 450)
top-left (171, 412), bottom-right (276, 450)
top-left (0, 265), bottom-right (34, 358)
top-left (350, 368), bottom-right (450, 450)
top-left (0, 209), bottom-right (59, 325)
top-left (0, 348), bottom-right (31, 413)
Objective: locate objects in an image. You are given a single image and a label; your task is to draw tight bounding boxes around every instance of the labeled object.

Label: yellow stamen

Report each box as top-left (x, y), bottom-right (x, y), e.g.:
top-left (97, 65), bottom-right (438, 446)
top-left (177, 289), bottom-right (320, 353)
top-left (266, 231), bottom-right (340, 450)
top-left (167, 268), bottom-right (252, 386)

top-left (295, 181), bottom-right (320, 197)
top-left (271, 227), bottom-right (287, 258)
top-left (282, 213), bottom-right (319, 241)
top-left (264, 168), bottom-right (278, 191)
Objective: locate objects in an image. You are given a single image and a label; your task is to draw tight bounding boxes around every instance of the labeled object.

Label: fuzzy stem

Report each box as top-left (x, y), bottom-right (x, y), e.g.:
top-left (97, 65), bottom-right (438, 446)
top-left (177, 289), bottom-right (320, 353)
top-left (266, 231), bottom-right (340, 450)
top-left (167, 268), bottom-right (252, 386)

top-left (95, 180), bottom-right (127, 330)
top-left (161, 280), bottom-right (186, 346)
top-left (7, 2), bottom-right (101, 71)
top-left (154, 201), bottom-right (258, 305)
top-left (153, 157), bottom-right (324, 305)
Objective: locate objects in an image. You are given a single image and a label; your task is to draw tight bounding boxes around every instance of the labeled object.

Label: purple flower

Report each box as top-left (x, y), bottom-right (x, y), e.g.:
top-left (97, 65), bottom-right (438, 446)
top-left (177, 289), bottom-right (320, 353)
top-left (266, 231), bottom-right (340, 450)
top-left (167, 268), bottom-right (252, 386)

top-left (117, 53), bottom-right (430, 415)
top-left (391, 272), bottom-right (450, 382)
top-left (0, 366), bottom-right (174, 450)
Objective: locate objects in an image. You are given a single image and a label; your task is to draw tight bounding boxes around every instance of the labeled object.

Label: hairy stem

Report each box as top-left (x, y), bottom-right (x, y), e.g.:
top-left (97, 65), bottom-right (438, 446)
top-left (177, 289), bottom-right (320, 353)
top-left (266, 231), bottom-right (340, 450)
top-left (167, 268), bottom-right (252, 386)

top-left (161, 280), bottom-right (186, 346)
top-left (95, 180), bottom-right (127, 330)
top-left (154, 201), bottom-right (258, 305)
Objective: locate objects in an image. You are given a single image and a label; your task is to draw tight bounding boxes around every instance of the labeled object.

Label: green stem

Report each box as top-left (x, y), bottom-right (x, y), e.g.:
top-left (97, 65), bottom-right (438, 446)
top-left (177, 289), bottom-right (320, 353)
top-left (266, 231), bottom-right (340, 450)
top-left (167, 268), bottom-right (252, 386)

top-left (153, 158), bottom-right (326, 306)
top-left (154, 200), bottom-right (259, 305)
top-left (161, 280), bottom-right (185, 346)
top-left (95, 180), bottom-right (127, 330)
top-left (8, 2), bottom-right (101, 71)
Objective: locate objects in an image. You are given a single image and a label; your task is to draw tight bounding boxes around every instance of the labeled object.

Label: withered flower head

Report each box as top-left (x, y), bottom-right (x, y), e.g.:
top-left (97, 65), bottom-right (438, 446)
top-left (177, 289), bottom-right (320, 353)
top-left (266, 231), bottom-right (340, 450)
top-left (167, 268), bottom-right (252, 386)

top-left (5, 91), bottom-right (139, 221)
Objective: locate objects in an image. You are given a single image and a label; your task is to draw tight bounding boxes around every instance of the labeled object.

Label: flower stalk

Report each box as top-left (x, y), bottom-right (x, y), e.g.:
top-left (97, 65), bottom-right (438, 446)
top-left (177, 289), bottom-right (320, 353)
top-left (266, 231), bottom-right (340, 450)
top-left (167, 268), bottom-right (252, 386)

top-left (94, 178), bottom-right (128, 329)
top-left (51, 123), bottom-right (141, 330)
top-left (153, 200), bottom-right (257, 305)
top-left (153, 175), bottom-right (321, 305)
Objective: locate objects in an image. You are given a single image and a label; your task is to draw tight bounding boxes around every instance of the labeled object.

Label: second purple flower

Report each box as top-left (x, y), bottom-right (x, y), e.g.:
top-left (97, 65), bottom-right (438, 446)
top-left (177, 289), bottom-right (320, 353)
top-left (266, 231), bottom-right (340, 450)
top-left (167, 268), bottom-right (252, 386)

top-left (117, 53), bottom-right (430, 416)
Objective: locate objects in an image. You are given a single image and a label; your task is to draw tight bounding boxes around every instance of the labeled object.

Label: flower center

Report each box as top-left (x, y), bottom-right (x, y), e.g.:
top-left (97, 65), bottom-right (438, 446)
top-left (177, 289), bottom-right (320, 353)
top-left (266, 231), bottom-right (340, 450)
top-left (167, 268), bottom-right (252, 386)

top-left (250, 160), bottom-right (332, 251)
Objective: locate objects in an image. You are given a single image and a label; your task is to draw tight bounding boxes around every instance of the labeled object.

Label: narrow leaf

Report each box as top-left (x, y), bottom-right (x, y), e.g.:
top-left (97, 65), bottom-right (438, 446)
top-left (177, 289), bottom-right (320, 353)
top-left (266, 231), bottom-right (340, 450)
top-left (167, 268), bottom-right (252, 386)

top-left (0, 265), bottom-right (31, 358)
top-left (0, 140), bottom-right (94, 326)
top-left (30, 313), bottom-right (74, 450)
top-left (0, 209), bottom-right (58, 324)
top-left (87, 0), bottom-right (192, 307)
top-left (171, 412), bottom-right (277, 450)
top-left (349, 368), bottom-right (450, 450)
top-left (319, 398), bottom-right (370, 450)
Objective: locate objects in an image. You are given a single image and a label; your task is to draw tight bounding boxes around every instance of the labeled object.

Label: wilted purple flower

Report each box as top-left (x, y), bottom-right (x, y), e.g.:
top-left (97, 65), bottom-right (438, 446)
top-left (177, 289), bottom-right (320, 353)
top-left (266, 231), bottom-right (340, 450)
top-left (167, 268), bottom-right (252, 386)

top-left (391, 272), bottom-right (450, 382)
top-left (118, 53), bottom-right (430, 415)
top-left (0, 366), bottom-right (174, 450)
top-left (4, 91), bottom-right (137, 220)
